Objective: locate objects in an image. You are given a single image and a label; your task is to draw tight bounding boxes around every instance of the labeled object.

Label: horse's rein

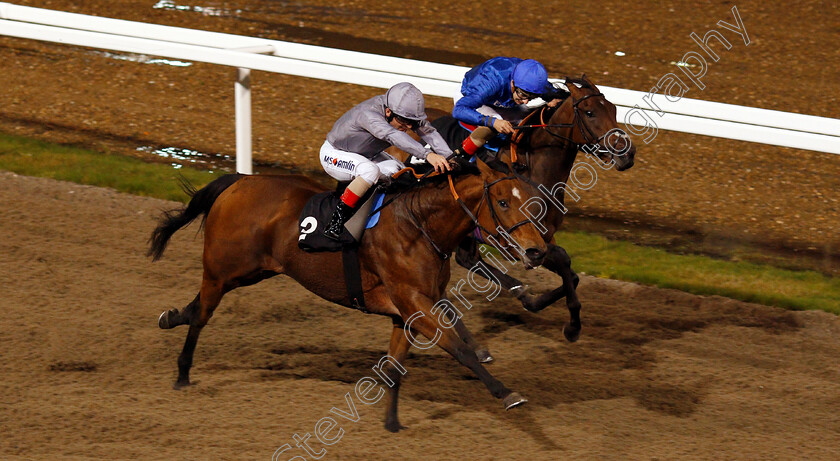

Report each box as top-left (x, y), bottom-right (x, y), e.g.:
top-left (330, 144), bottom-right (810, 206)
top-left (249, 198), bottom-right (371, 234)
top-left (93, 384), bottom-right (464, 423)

top-left (367, 166), bottom-right (439, 217)
top-left (509, 92), bottom-right (607, 164)
top-left (387, 161), bottom-right (539, 261)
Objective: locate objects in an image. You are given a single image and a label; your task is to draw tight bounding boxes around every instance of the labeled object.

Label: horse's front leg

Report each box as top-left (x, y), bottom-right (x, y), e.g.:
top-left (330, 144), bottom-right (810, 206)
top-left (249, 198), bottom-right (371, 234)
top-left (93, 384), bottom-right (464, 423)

top-left (383, 318), bottom-right (411, 433)
top-left (452, 316), bottom-right (493, 363)
top-left (397, 293), bottom-right (527, 411)
top-left (158, 293), bottom-right (200, 329)
top-left (540, 244), bottom-right (582, 342)
top-left (455, 236), bottom-right (571, 314)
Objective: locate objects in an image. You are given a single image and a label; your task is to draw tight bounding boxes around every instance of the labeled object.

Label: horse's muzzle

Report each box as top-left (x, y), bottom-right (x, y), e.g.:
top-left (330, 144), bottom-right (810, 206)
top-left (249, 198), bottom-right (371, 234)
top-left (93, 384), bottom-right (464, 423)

top-left (524, 248), bottom-right (546, 268)
top-left (615, 157), bottom-right (634, 171)
top-left (613, 143), bottom-right (636, 171)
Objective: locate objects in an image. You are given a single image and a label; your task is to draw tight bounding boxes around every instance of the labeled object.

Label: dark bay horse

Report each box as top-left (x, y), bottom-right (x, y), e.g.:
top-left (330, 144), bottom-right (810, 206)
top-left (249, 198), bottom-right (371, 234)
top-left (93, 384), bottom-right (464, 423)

top-left (423, 75), bottom-right (636, 352)
top-left (148, 158), bottom-right (547, 431)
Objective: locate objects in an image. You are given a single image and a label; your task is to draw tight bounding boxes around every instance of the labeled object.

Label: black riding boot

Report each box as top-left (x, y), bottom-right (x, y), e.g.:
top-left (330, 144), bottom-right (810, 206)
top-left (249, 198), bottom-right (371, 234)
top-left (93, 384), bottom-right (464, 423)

top-left (323, 201), bottom-right (355, 241)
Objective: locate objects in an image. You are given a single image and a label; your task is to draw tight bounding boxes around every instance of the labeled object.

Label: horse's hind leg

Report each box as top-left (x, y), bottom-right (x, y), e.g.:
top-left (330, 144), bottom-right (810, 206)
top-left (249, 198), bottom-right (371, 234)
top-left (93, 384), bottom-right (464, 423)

top-left (158, 293), bottom-right (200, 329)
top-left (174, 278), bottom-right (224, 389)
top-left (452, 316), bottom-right (492, 363)
top-left (383, 319), bottom-right (411, 432)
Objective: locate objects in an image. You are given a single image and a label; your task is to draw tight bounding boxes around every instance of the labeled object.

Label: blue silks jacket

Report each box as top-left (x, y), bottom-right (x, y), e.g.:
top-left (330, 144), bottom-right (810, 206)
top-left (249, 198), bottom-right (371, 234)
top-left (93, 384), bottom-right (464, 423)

top-left (453, 57), bottom-right (524, 127)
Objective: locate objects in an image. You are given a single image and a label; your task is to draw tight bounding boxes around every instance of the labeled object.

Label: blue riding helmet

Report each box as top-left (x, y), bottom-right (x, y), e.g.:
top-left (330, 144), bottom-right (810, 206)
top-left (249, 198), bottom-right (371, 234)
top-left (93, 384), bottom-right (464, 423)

top-left (512, 59), bottom-right (548, 94)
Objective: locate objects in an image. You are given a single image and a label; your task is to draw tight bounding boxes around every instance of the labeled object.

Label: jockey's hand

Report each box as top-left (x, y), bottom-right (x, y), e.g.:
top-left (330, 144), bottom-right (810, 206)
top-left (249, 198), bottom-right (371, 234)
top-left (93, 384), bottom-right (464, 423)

top-left (426, 152), bottom-right (452, 173)
top-left (546, 98), bottom-right (563, 108)
top-left (448, 153), bottom-right (472, 172)
top-left (492, 118), bottom-right (515, 134)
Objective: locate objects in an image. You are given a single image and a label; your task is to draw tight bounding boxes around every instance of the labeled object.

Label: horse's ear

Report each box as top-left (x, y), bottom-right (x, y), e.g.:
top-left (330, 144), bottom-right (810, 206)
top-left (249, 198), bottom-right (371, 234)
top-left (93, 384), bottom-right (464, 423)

top-left (564, 76), bottom-right (580, 95)
top-left (474, 153), bottom-right (512, 175)
top-left (582, 74), bottom-right (598, 91)
top-left (475, 156), bottom-right (496, 178)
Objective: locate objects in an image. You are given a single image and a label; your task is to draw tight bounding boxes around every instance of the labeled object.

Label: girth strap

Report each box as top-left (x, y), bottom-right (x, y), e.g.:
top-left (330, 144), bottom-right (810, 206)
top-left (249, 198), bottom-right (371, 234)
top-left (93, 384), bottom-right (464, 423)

top-left (342, 244), bottom-right (367, 312)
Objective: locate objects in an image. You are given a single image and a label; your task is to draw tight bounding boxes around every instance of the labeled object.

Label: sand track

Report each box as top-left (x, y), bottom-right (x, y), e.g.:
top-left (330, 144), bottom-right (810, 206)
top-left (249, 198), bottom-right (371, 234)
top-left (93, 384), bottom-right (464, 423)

top-left (2, 171), bottom-right (839, 460)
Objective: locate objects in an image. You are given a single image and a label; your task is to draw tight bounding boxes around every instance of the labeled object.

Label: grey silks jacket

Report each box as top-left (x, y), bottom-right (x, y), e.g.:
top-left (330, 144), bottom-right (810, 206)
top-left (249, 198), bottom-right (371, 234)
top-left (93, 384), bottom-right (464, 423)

top-left (326, 95), bottom-right (453, 160)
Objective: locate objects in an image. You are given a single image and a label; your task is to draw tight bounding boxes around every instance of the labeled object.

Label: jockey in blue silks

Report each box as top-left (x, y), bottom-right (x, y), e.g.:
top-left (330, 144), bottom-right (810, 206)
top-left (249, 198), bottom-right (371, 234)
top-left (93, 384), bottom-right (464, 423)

top-left (451, 57), bottom-right (563, 157)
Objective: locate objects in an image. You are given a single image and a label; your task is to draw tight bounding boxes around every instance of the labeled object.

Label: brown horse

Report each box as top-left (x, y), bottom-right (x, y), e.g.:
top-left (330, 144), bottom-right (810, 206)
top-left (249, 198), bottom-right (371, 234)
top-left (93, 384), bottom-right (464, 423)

top-left (148, 158), bottom-right (547, 431)
top-left (421, 75), bottom-right (636, 355)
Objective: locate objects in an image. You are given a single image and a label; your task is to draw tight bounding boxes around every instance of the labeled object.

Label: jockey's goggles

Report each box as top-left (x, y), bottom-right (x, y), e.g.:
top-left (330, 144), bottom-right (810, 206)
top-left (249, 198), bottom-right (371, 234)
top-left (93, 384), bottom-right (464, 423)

top-left (513, 86), bottom-right (541, 101)
top-left (393, 113), bottom-right (420, 129)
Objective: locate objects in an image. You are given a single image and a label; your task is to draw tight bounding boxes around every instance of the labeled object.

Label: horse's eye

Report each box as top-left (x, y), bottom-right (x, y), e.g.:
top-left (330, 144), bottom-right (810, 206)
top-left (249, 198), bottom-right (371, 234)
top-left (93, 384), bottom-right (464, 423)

top-left (497, 200), bottom-right (509, 209)
top-left (585, 110), bottom-right (595, 117)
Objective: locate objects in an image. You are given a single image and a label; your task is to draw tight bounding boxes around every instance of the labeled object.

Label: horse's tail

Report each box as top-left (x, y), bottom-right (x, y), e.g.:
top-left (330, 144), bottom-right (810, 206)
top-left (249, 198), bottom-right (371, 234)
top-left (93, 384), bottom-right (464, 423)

top-left (147, 174), bottom-right (244, 261)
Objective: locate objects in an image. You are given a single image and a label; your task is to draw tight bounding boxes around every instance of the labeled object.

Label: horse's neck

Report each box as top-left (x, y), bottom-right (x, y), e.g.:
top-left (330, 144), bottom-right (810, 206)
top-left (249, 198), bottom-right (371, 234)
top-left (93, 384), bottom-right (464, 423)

top-left (508, 104), bottom-right (579, 187)
top-left (502, 104), bottom-right (580, 230)
top-left (517, 144), bottom-right (577, 187)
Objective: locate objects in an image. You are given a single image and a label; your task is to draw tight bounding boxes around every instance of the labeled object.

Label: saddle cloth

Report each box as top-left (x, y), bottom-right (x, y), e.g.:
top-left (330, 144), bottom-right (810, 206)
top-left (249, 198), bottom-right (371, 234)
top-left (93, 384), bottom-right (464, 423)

top-left (298, 189), bottom-right (385, 252)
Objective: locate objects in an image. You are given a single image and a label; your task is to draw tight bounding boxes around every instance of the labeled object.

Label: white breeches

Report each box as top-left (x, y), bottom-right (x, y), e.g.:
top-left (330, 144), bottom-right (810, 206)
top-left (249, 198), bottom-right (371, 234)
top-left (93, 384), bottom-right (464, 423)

top-left (319, 141), bottom-right (404, 184)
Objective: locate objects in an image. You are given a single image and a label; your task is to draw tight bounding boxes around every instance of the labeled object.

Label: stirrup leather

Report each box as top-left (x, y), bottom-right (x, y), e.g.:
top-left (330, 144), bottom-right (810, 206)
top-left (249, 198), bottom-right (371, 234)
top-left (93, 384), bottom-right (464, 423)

top-left (323, 202), bottom-right (353, 241)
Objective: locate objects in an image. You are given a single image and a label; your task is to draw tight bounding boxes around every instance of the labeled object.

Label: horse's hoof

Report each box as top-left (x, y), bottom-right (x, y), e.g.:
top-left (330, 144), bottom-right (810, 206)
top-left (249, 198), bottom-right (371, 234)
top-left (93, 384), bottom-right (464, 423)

top-left (475, 348), bottom-right (494, 363)
top-left (510, 285), bottom-right (529, 299)
top-left (158, 310), bottom-right (175, 329)
top-left (384, 420), bottom-right (406, 433)
top-left (503, 392), bottom-right (528, 410)
top-left (172, 379), bottom-right (192, 390)
top-left (563, 323), bottom-right (581, 343)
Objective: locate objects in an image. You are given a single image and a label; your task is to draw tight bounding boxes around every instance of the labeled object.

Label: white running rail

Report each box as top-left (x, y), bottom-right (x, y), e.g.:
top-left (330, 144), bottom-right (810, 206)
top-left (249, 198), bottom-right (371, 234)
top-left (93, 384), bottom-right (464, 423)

top-left (1, 2), bottom-right (838, 173)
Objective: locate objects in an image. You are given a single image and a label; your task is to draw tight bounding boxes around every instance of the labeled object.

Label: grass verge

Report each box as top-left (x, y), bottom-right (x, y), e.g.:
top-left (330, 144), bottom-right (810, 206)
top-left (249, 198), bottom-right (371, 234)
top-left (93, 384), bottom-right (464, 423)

top-left (1, 132), bottom-right (837, 313)
top-left (0, 133), bottom-right (220, 202)
top-left (557, 232), bottom-right (839, 314)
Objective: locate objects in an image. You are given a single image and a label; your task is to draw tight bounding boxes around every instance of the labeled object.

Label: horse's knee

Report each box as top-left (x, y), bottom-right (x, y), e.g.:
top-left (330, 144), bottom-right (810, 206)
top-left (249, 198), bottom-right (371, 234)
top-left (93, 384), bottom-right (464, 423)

top-left (455, 240), bottom-right (478, 268)
top-left (451, 341), bottom-right (481, 365)
top-left (551, 245), bottom-right (572, 265)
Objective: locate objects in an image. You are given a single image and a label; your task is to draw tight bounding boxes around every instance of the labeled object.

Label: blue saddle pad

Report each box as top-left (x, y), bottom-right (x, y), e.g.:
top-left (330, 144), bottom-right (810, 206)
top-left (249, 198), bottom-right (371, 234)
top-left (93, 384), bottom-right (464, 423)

top-left (365, 192), bottom-right (386, 229)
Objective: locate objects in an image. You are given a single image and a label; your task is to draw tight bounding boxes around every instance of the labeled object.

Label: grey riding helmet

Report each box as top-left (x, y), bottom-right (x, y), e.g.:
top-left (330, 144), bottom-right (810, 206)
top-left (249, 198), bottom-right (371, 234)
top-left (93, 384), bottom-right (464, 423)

top-left (385, 82), bottom-right (427, 121)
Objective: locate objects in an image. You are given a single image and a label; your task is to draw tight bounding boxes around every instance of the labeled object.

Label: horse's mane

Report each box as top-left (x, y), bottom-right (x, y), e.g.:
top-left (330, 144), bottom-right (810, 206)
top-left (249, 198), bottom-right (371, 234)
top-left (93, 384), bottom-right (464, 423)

top-left (381, 160), bottom-right (499, 229)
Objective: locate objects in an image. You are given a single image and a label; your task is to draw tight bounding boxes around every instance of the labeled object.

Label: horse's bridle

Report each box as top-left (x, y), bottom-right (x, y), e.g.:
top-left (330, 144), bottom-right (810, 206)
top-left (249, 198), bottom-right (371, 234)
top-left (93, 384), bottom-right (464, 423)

top-left (448, 173), bottom-right (535, 240)
top-left (402, 172), bottom-right (538, 260)
top-left (510, 92), bottom-right (610, 165)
